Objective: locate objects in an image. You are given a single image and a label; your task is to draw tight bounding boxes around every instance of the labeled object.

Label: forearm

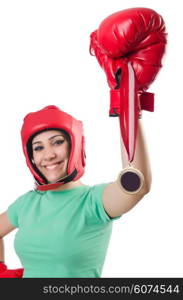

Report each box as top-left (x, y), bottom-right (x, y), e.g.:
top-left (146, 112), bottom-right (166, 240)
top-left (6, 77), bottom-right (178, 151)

top-left (0, 238), bottom-right (5, 262)
top-left (120, 119), bottom-right (152, 191)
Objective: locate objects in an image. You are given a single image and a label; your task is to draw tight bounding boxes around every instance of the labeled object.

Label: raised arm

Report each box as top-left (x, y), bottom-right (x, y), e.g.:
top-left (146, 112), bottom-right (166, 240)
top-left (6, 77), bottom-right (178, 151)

top-left (89, 7), bottom-right (166, 218)
top-left (102, 119), bottom-right (151, 218)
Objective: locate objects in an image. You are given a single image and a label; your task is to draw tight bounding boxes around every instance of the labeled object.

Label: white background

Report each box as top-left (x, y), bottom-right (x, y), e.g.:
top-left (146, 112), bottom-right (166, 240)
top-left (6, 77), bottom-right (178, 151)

top-left (0, 0), bottom-right (182, 277)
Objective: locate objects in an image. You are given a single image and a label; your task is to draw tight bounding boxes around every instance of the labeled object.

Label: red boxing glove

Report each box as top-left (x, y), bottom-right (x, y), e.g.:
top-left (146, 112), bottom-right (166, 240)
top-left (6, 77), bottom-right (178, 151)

top-left (0, 262), bottom-right (24, 278)
top-left (90, 7), bottom-right (167, 162)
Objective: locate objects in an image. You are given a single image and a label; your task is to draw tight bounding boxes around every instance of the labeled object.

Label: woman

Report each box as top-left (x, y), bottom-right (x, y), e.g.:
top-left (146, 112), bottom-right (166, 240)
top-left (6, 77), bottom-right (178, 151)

top-left (0, 105), bottom-right (151, 278)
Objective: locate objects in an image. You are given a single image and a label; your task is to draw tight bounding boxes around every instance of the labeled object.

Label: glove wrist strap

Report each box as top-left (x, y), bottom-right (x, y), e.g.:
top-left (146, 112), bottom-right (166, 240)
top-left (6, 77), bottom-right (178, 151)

top-left (109, 90), bottom-right (154, 117)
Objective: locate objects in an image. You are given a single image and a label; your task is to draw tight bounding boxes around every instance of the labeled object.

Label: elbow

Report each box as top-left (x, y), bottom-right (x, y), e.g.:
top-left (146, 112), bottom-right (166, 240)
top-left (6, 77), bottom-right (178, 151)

top-left (141, 179), bottom-right (152, 195)
top-left (143, 186), bottom-right (151, 195)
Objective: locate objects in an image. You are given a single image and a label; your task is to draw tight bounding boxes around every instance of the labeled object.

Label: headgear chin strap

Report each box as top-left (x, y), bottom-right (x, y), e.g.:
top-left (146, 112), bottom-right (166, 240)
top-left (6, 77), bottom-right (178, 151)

top-left (21, 105), bottom-right (86, 191)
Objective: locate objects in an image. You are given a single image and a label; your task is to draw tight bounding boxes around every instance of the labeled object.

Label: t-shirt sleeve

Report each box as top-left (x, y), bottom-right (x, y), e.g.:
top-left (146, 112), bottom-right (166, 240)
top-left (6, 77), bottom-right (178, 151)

top-left (7, 193), bottom-right (27, 228)
top-left (89, 183), bottom-right (122, 224)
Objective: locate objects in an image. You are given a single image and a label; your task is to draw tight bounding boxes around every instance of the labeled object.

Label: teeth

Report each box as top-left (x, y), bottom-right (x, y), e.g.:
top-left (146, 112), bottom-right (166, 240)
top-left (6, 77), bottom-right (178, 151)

top-left (45, 162), bottom-right (60, 170)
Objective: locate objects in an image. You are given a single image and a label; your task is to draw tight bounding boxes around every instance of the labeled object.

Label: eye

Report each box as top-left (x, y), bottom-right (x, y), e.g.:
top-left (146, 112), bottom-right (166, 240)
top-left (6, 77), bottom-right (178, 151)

top-left (54, 139), bottom-right (65, 145)
top-left (33, 146), bottom-right (43, 152)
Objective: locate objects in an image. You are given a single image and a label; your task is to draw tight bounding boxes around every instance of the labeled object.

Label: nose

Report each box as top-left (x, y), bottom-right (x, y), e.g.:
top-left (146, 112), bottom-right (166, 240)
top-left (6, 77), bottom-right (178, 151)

top-left (42, 147), bottom-right (56, 161)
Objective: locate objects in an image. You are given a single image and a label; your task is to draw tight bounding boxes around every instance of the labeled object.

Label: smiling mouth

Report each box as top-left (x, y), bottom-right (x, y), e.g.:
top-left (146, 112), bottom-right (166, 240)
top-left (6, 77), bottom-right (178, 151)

top-left (44, 161), bottom-right (63, 170)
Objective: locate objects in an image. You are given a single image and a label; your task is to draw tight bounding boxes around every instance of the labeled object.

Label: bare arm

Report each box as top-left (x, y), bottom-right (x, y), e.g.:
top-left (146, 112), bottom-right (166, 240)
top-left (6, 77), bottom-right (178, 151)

top-left (0, 238), bottom-right (4, 262)
top-left (103, 119), bottom-right (152, 217)
top-left (0, 212), bottom-right (16, 262)
top-left (120, 119), bottom-right (152, 190)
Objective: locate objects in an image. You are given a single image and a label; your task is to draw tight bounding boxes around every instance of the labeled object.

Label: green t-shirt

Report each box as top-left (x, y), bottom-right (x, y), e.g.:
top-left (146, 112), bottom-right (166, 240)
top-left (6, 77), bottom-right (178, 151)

top-left (7, 184), bottom-right (121, 278)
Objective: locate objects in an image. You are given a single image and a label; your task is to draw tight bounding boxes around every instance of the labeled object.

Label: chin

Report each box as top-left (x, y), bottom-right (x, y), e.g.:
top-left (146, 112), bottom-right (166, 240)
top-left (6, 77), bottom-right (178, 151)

top-left (46, 173), bottom-right (68, 184)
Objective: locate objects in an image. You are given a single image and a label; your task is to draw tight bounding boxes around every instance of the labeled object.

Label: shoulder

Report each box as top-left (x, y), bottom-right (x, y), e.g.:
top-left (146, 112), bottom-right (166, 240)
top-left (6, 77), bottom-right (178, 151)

top-left (82, 183), bottom-right (109, 200)
top-left (9, 189), bottom-right (38, 208)
top-left (17, 190), bottom-right (37, 201)
top-left (6, 190), bottom-right (37, 228)
top-left (89, 183), bottom-right (109, 192)
top-left (84, 182), bottom-right (115, 222)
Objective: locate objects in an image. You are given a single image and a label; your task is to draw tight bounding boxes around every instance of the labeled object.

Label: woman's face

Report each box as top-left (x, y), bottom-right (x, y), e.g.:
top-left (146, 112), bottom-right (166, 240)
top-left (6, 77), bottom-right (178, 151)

top-left (32, 130), bottom-right (70, 183)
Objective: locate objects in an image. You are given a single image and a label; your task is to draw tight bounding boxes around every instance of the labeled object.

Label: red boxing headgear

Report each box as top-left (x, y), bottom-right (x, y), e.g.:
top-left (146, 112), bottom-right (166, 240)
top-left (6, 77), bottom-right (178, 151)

top-left (21, 105), bottom-right (86, 191)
